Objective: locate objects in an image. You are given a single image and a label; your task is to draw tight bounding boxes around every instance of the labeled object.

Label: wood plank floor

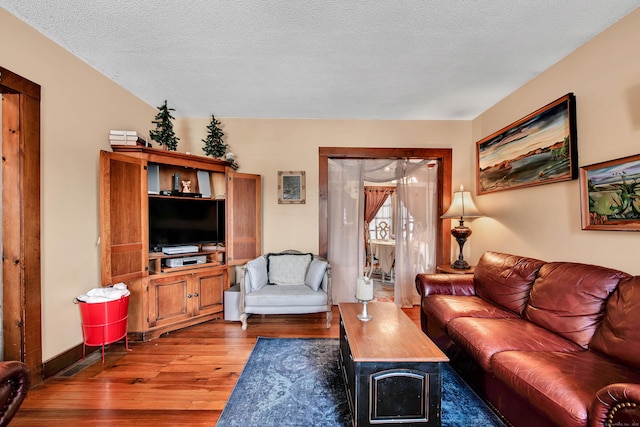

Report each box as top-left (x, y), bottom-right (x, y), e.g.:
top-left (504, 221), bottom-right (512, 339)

top-left (12, 305), bottom-right (421, 426)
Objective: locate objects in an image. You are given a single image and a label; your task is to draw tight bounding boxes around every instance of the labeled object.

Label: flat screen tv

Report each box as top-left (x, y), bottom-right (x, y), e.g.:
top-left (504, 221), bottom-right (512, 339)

top-left (148, 197), bottom-right (225, 250)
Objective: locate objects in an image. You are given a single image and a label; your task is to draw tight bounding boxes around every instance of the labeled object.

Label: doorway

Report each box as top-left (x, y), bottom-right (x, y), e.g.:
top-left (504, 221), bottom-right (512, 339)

top-left (318, 147), bottom-right (453, 306)
top-left (0, 66), bottom-right (43, 382)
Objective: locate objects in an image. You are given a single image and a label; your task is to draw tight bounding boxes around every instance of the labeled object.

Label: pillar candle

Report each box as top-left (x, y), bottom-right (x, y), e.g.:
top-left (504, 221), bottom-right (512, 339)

top-left (356, 277), bottom-right (374, 301)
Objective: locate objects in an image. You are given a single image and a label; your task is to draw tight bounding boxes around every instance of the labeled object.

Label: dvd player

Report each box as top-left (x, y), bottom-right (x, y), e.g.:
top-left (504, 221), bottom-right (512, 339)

top-left (165, 255), bottom-right (206, 268)
top-left (162, 245), bottom-right (199, 255)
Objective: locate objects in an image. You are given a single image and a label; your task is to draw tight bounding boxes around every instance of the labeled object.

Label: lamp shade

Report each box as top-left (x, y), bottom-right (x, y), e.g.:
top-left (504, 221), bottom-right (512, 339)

top-left (441, 187), bottom-right (482, 219)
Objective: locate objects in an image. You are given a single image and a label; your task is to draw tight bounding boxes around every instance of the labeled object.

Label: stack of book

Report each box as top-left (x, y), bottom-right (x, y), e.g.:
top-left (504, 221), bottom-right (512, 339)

top-left (109, 130), bottom-right (150, 147)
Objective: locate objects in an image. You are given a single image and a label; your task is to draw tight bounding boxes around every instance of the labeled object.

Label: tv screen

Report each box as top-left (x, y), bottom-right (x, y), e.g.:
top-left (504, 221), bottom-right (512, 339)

top-left (148, 197), bottom-right (225, 250)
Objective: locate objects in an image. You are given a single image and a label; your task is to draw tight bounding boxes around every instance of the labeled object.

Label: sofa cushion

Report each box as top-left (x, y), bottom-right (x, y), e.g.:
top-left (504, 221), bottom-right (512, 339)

top-left (447, 317), bottom-right (582, 371)
top-left (422, 295), bottom-right (517, 332)
top-left (524, 262), bottom-right (629, 349)
top-left (245, 256), bottom-right (268, 292)
top-left (474, 252), bottom-right (545, 315)
top-left (590, 276), bottom-right (640, 369)
top-left (244, 284), bottom-right (328, 308)
top-left (491, 350), bottom-right (640, 427)
top-left (305, 258), bottom-right (327, 291)
top-left (267, 253), bottom-right (313, 285)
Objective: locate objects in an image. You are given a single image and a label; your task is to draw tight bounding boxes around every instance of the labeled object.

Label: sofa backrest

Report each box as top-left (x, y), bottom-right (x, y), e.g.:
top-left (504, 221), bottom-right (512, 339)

top-left (524, 262), bottom-right (630, 349)
top-left (590, 276), bottom-right (640, 370)
top-left (474, 252), bottom-right (546, 315)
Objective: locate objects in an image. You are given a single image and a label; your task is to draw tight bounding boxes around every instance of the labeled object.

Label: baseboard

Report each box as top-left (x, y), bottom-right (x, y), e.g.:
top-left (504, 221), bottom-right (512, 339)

top-left (42, 343), bottom-right (99, 379)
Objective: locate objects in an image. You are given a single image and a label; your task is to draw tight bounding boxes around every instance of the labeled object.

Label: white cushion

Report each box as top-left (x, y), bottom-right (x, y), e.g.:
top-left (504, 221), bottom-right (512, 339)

top-left (245, 256), bottom-right (268, 292)
top-left (305, 259), bottom-right (328, 291)
top-left (267, 253), bottom-right (312, 285)
top-left (244, 284), bottom-right (328, 308)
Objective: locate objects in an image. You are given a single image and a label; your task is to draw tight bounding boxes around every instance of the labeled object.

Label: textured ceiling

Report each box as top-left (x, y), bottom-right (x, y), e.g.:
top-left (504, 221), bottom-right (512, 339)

top-left (2, 1), bottom-right (639, 119)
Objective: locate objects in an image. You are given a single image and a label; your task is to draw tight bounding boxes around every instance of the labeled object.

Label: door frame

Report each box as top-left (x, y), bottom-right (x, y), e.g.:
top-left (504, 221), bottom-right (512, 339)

top-left (0, 66), bottom-right (42, 383)
top-left (318, 147), bottom-right (452, 265)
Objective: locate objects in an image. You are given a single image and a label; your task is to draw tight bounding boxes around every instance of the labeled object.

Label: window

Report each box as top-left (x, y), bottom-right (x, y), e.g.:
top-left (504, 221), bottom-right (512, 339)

top-left (369, 193), bottom-right (396, 240)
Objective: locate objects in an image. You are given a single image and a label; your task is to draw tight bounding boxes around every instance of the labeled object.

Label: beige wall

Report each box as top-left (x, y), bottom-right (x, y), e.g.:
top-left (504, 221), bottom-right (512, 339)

top-left (176, 118), bottom-right (472, 255)
top-left (1, 10), bottom-right (157, 360)
top-left (3, 5), bottom-right (639, 363)
top-left (470, 8), bottom-right (640, 274)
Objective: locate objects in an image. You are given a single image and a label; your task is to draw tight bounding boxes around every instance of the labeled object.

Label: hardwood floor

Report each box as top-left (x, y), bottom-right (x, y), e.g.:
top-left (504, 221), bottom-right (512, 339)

top-left (12, 305), bottom-right (421, 426)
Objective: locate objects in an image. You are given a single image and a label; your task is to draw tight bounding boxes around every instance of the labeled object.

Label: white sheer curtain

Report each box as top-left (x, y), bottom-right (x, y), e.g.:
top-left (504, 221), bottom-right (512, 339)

top-left (395, 161), bottom-right (439, 307)
top-left (328, 159), bottom-right (364, 303)
top-left (328, 158), bottom-right (438, 306)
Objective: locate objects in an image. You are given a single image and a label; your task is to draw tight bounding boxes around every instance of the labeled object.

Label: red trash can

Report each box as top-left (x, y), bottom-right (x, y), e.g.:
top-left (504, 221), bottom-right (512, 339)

top-left (76, 295), bottom-right (130, 364)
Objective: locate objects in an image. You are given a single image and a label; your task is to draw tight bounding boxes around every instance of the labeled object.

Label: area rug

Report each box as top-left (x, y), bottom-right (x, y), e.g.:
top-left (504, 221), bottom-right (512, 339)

top-left (216, 337), bottom-right (506, 427)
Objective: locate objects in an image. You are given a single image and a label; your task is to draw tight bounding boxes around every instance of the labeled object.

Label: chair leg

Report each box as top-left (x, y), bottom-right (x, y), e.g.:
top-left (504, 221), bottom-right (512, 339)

top-left (240, 313), bottom-right (248, 331)
top-left (326, 310), bottom-right (332, 328)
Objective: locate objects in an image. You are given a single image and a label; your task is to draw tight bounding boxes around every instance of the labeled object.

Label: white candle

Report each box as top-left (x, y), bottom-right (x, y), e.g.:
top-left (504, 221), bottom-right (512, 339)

top-left (356, 277), bottom-right (374, 301)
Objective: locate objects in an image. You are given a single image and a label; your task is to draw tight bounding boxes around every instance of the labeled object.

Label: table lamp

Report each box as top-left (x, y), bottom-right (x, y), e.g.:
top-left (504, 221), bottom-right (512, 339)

top-left (441, 185), bottom-right (483, 270)
top-left (355, 276), bottom-right (374, 321)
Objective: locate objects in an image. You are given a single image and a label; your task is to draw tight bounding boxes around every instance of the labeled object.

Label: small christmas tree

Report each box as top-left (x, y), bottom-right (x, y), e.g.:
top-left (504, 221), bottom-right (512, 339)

top-left (202, 114), bottom-right (227, 158)
top-left (150, 100), bottom-right (179, 151)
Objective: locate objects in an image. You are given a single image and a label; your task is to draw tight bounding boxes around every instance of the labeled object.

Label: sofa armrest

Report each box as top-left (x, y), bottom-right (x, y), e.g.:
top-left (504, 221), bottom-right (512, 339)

top-left (0, 360), bottom-right (30, 426)
top-left (415, 273), bottom-right (476, 298)
top-left (590, 383), bottom-right (640, 427)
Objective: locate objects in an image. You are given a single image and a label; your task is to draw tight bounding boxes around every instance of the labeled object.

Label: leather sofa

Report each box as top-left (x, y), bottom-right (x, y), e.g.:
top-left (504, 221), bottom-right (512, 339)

top-left (0, 360), bottom-right (30, 426)
top-left (415, 251), bottom-right (640, 427)
top-left (239, 250), bottom-right (332, 330)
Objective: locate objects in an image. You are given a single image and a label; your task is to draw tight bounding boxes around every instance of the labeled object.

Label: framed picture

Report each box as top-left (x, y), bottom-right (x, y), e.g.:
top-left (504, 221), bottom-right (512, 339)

top-left (278, 171), bottom-right (306, 204)
top-left (476, 93), bottom-right (578, 195)
top-left (579, 154), bottom-right (640, 231)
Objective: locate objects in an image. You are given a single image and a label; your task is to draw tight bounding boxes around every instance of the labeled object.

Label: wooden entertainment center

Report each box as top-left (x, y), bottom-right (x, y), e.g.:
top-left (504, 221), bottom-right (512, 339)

top-left (99, 147), bottom-right (261, 341)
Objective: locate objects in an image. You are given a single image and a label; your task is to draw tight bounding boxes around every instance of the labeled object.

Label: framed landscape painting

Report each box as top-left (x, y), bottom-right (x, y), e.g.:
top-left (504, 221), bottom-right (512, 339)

top-left (580, 154), bottom-right (640, 231)
top-left (476, 93), bottom-right (577, 195)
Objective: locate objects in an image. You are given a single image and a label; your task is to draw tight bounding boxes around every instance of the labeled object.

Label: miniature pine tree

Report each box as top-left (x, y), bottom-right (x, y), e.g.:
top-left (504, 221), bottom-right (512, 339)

top-left (202, 114), bottom-right (227, 158)
top-left (150, 100), bottom-right (179, 151)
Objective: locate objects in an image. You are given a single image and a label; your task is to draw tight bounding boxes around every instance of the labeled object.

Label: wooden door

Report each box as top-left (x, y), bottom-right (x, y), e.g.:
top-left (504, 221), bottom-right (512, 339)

top-left (99, 151), bottom-right (147, 286)
top-left (1, 67), bottom-right (43, 383)
top-left (192, 268), bottom-right (226, 316)
top-left (147, 274), bottom-right (190, 327)
top-left (226, 172), bottom-right (261, 266)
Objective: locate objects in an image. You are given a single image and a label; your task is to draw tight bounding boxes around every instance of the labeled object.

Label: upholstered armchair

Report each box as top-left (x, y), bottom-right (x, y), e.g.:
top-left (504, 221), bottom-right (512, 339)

top-left (0, 360), bottom-right (31, 426)
top-left (239, 250), bottom-right (332, 330)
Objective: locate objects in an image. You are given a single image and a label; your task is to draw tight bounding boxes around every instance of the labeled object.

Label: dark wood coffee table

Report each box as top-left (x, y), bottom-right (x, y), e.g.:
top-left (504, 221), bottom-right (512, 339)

top-left (339, 302), bottom-right (449, 426)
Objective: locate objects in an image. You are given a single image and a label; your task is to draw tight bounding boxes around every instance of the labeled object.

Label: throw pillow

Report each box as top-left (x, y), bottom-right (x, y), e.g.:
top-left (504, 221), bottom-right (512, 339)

top-left (245, 256), bottom-right (268, 292)
top-left (305, 259), bottom-right (328, 291)
top-left (267, 253), bottom-right (313, 285)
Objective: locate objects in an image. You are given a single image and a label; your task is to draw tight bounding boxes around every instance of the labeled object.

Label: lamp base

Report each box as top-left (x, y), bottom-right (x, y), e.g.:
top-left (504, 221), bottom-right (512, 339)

top-left (450, 259), bottom-right (471, 270)
top-left (357, 300), bottom-right (373, 322)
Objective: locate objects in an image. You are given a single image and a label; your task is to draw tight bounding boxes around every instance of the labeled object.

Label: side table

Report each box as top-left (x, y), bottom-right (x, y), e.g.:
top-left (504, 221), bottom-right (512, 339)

top-left (436, 264), bottom-right (475, 275)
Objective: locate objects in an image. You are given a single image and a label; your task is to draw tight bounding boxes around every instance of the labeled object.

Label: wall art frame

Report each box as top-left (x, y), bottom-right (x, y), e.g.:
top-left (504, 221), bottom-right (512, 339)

top-left (579, 153), bottom-right (640, 231)
top-left (476, 93), bottom-right (578, 195)
top-left (278, 170), bottom-right (306, 204)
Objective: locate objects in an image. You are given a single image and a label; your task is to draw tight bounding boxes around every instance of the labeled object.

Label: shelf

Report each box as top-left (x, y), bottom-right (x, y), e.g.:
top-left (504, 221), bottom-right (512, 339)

top-left (149, 249), bottom-right (225, 260)
top-left (157, 261), bottom-right (224, 274)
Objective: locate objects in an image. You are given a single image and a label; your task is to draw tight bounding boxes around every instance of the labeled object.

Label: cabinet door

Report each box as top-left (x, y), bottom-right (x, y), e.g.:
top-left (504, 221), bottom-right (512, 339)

top-left (148, 274), bottom-right (190, 328)
top-left (227, 172), bottom-right (261, 266)
top-left (99, 151), bottom-right (147, 286)
top-left (192, 268), bottom-right (226, 316)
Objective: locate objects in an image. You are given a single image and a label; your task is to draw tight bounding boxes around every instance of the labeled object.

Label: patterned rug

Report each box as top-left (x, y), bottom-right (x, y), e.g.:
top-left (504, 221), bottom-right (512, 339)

top-left (216, 337), bottom-right (506, 427)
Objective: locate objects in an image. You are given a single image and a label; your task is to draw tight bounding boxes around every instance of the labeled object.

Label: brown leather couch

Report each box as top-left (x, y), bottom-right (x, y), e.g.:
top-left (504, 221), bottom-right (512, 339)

top-left (0, 360), bottom-right (30, 426)
top-left (416, 251), bottom-right (640, 427)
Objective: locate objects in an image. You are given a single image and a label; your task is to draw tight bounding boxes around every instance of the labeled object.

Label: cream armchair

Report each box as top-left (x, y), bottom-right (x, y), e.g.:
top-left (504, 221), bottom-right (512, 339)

top-left (239, 250), bottom-right (332, 330)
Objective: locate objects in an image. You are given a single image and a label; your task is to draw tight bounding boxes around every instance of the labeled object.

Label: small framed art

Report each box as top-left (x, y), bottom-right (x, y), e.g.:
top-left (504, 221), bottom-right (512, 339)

top-left (580, 154), bottom-right (640, 231)
top-left (278, 171), bottom-right (306, 204)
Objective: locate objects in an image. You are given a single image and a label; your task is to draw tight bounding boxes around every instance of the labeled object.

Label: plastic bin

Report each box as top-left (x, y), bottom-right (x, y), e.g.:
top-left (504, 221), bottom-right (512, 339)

top-left (76, 295), bottom-right (130, 363)
top-left (224, 284), bottom-right (241, 321)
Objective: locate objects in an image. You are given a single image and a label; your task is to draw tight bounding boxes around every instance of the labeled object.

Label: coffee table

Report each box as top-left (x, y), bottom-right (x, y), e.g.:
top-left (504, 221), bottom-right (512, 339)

top-left (339, 302), bottom-right (449, 426)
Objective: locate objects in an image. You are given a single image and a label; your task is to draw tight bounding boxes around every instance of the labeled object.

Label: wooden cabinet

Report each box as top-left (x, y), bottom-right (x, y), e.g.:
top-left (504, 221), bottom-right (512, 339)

top-left (99, 147), bottom-right (260, 341)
